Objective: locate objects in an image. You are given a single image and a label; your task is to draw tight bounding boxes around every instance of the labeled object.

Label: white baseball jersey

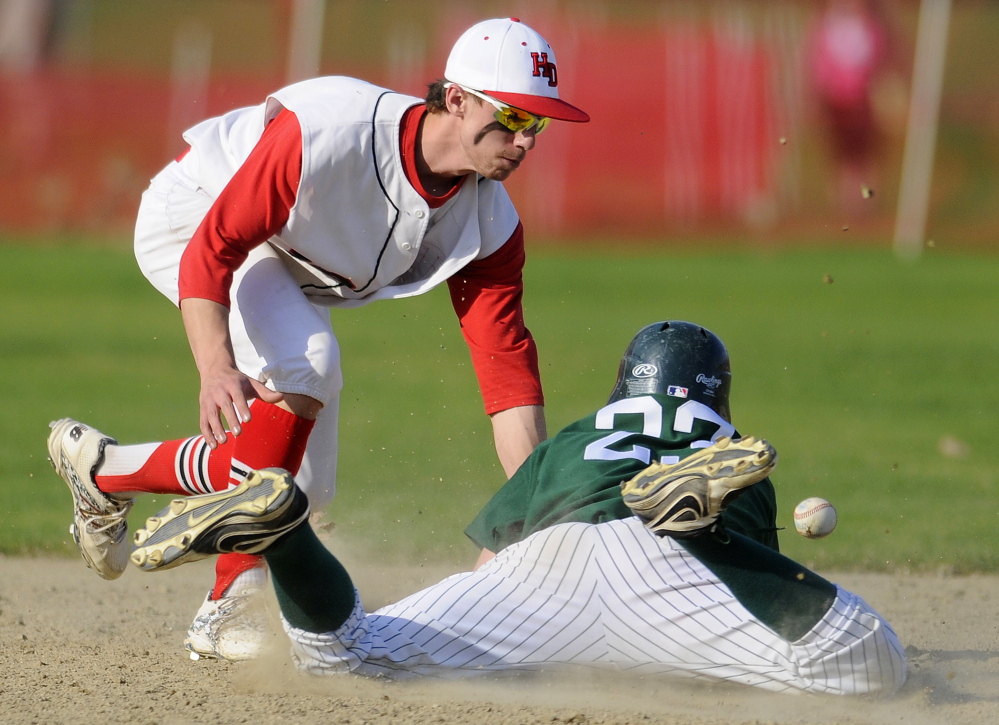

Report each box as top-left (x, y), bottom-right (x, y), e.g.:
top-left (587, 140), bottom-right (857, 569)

top-left (176, 76), bottom-right (520, 307)
top-left (283, 517), bottom-right (906, 695)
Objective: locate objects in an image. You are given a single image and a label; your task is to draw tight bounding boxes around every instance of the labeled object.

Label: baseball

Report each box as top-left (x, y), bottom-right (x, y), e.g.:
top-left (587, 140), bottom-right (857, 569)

top-left (793, 497), bottom-right (837, 538)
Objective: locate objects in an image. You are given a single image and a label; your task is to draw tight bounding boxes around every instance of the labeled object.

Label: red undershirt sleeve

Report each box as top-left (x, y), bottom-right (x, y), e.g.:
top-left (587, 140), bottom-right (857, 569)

top-left (177, 108), bottom-right (302, 307)
top-left (447, 222), bottom-right (544, 415)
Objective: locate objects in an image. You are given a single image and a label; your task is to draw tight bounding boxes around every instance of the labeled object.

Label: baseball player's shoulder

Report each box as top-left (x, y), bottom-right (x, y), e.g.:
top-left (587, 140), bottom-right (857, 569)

top-left (269, 76), bottom-right (421, 124)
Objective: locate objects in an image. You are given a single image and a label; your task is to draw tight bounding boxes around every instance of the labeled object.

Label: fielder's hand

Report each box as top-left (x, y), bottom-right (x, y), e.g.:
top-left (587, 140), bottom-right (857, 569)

top-left (180, 297), bottom-right (283, 446)
top-left (198, 364), bottom-right (283, 446)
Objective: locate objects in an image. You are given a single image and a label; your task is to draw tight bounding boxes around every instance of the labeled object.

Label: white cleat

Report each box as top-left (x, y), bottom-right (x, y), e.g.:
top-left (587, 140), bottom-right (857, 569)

top-left (184, 570), bottom-right (270, 662)
top-left (47, 418), bottom-right (133, 580)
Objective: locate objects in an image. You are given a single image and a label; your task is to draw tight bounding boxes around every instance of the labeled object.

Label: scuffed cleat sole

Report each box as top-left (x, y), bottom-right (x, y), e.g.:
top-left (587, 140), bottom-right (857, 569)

top-left (621, 436), bottom-right (777, 538)
top-left (131, 468), bottom-right (309, 572)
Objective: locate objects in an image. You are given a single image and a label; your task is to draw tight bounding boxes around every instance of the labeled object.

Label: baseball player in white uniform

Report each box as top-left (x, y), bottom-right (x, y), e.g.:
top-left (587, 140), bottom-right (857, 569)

top-left (128, 321), bottom-right (906, 695)
top-left (45, 18), bottom-right (588, 661)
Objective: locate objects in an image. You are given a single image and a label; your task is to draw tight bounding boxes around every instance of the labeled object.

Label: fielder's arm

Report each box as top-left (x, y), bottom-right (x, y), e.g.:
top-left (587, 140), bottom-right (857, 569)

top-left (474, 548), bottom-right (496, 570)
top-left (176, 110), bottom-right (305, 445)
top-left (489, 404), bottom-right (546, 478)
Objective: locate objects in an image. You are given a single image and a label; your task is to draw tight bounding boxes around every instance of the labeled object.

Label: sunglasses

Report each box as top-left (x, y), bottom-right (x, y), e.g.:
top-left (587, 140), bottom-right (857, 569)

top-left (447, 83), bottom-right (551, 135)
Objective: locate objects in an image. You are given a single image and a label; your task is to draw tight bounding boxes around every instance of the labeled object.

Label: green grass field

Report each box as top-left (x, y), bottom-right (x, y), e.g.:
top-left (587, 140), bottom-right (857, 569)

top-left (2, 240), bottom-right (996, 573)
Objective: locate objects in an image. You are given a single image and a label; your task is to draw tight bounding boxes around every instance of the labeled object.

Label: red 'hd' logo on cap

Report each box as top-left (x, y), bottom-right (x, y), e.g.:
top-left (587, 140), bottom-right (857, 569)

top-left (531, 52), bottom-right (558, 87)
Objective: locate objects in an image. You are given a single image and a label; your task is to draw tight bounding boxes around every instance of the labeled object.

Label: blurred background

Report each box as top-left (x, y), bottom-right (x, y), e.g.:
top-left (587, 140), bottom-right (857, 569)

top-left (2, 1), bottom-right (996, 569)
top-left (0, 0), bottom-right (996, 249)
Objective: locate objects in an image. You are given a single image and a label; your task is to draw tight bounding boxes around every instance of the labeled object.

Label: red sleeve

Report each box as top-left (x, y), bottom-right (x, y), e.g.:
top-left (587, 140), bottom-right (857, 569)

top-left (177, 108), bottom-right (302, 307)
top-left (447, 222), bottom-right (544, 415)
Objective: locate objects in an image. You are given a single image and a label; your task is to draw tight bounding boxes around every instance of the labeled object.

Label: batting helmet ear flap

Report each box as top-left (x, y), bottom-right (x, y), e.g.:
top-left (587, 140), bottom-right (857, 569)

top-left (608, 321), bottom-right (732, 422)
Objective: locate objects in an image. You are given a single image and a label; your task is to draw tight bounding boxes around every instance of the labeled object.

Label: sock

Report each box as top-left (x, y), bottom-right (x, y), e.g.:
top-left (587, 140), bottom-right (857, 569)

top-left (680, 528), bottom-right (838, 642)
top-left (95, 399), bottom-right (317, 498)
top-left (212, 553), bottom-right (267, 600)
top-left (225, 398), bottom-right (316, 486)
top-left (219, 565), bottom-right (267, 597)
top-left (96, 436), bottom-right (235, 497)
top-left (264, 524), bottom-right (356, 633)
top-left (213, 398), bottom-right (317, 600)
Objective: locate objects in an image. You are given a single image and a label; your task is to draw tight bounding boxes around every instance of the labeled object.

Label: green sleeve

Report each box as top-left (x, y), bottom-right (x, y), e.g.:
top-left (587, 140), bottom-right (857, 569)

top-left (464, 445), bottom-right (542, 552)
top-left (719, 476), bottom-right (780, 551)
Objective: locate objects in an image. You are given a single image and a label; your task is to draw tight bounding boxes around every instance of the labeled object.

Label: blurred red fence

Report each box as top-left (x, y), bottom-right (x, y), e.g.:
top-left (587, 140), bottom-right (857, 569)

top-left (513, 20), bottom-right (780, 236)
top-left (0, 11), bottom-right (790, 239)
top-left (0, 69), bottom-right (277, 235)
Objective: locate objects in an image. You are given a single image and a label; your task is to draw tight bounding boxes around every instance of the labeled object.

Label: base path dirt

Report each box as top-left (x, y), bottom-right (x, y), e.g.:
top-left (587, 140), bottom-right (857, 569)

top-left (1, 554), bottom-right (997, 725)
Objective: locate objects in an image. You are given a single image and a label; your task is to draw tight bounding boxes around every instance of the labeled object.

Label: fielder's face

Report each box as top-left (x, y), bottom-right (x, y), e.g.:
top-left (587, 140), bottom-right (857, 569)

top-left (451, 87), bottom-right (537, 181)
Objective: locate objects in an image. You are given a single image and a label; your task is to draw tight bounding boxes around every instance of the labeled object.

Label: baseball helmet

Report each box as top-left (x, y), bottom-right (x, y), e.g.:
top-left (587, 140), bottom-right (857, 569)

top-left (607, 321), bottom-right (732, 421)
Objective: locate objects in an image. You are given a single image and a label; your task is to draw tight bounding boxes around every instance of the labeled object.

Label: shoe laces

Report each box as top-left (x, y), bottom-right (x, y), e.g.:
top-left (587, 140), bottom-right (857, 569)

top-left (81, 499), bottom-right (134, 536)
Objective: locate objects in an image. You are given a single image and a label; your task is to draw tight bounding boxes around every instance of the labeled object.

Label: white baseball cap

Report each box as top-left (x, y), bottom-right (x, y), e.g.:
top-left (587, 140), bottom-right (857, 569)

top-left (444, 18), bottom-right (589, 123)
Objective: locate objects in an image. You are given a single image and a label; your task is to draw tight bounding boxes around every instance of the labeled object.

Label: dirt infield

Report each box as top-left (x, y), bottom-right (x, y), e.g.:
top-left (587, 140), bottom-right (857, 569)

top-left (1, 553), bottom-right (997, 725)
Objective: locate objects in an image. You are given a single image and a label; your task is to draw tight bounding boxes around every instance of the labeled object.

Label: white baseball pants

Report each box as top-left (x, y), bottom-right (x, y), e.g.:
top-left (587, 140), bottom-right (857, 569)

top-left (284, 518), bottom-right (906, 695)
top-left (133, 160), bottom-right (341, 509)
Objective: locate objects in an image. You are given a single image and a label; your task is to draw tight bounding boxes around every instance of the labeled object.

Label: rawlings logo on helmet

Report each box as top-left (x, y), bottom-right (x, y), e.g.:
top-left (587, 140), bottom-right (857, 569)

top-left (696, 373), bottom-right (723, 390)
top-left (631, 363), bottom-right (658, 378)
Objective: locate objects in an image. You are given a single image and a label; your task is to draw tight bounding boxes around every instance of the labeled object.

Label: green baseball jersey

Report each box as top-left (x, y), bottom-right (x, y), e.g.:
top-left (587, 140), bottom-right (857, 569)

top-left (466, 394), bottom-right (779, 553)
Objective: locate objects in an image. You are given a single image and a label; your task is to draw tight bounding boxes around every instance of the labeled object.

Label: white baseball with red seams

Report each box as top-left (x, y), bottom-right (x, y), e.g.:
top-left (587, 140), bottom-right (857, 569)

top-left (794, 497), bottom-right (838, 538)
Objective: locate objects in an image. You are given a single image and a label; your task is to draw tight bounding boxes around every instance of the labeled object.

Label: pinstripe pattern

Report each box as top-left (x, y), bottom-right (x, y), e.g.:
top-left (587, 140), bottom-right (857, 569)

top-left (174, 436), bottom-right (214, 495)
top-left (283, 518), bottom-right (905, 694)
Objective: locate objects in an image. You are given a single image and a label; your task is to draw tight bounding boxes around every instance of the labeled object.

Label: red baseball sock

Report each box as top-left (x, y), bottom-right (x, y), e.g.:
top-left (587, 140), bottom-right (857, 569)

top-left (212, 399), bottom-right (316, 600)
top-left (212, 553), bottom-right (267, 600)
top-left (96, 436), bottom-right (235, 496)
top-left (224, 399), bottom-right (316, 486)
top-left (95, 399), bottom-right (316, 499)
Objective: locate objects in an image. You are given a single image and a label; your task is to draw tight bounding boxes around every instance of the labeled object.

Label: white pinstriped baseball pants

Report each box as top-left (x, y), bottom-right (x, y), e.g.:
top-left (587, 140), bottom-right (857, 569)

top-left (284, 518), bottom-right (906, 695)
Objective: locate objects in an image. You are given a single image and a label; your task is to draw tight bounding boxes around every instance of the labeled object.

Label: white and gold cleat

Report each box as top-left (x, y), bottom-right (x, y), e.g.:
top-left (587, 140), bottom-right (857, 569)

top-left (620, 436), bottom-right (777, 539)
top-left (47, 418), bottom-right (133, 579)
top-left (131, 468), bottom-right (309, 572)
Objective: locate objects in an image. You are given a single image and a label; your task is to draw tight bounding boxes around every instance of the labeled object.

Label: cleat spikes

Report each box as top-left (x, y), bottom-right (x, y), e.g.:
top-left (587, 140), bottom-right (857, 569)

top-left (621, 436), bottom-right (777, 539)
top-left (131, 468), bottom-right (309, 573)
